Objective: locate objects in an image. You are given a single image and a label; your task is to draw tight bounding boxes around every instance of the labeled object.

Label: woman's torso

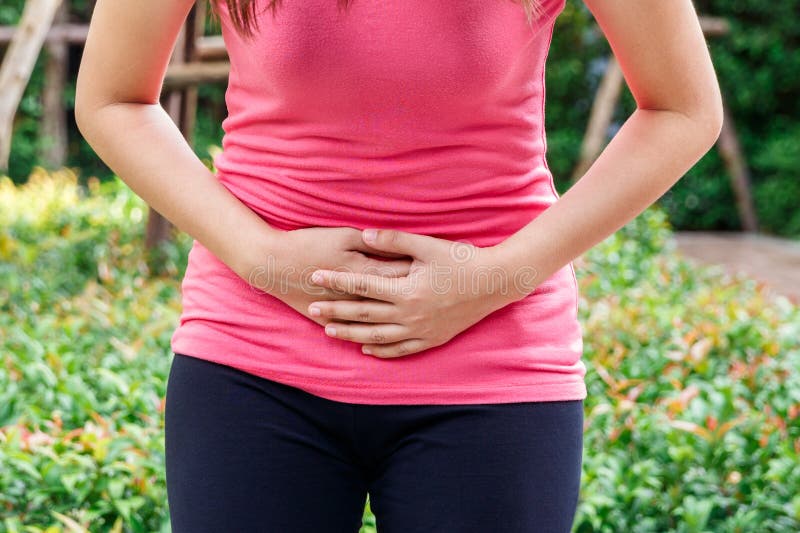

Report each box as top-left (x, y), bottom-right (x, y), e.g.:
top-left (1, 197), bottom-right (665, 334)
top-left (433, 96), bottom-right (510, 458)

top-left (171, 0), bottom-right (587, 404)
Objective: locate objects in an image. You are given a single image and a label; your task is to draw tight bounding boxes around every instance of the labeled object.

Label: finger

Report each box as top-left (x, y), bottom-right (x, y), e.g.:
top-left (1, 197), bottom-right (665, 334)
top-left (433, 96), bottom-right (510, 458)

top-left (308, 300), bottom-right (397, 323)
top-left (362, 229), bottom-right (440, 258)
top-left (324, 322), bottom-right (409, 345)
top-left (362, 258), bottom-right (412, 277)
top-left (345, 230), bottom-right (408, 259)
top-left (256, 274), bottom-right (362, 301)
top-left (354, 247), bottom-right (410, 260)
top-left (361, 338), bottom-right (429, 358)
top-left (296, 283), bottom-right (364, 301)
top-left (311, 269), bottom-right (403, 302)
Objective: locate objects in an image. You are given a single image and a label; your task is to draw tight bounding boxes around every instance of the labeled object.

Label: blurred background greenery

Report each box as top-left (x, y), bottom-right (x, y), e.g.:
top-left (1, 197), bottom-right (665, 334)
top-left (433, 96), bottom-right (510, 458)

top-left (1, 1), bottom-right (799, 532)
top-left (2, 0), bottom-right (799, 236)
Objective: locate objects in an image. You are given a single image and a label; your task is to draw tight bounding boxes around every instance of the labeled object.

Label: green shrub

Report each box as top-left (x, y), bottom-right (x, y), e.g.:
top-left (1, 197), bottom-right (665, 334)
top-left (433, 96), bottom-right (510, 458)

top-left (0, 169), bottom-right (188, 314)
top-left (2, 172), bottom-right (798, 531)
top-left (1, 171), bottom-right (188, 532)
top-left (4, 1), bottom-right (799, 236)
top-left (659, 0), bottom-right (800, 236)
top-left (574, 207), bottom-right (800, 531)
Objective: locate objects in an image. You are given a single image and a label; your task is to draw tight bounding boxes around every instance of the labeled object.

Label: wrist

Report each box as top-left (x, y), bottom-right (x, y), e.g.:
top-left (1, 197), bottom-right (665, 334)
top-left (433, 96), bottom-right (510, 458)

top-left (483, 240), bottom-right (539, 304)
top-left (234, 225), bottom-right (288, 291)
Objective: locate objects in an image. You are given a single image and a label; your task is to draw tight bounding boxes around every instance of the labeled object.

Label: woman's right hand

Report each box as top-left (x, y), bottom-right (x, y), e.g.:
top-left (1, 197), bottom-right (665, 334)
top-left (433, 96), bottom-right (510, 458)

top-left (241, 226), bottom-right (413, 327)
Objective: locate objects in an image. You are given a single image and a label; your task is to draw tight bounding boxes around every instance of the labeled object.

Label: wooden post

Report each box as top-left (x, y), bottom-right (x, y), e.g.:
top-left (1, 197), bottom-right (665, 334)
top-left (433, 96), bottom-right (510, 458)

top-left (180, 0), bottom-right (207, 146)
top-left (570, 55), bottom-right (623, 183)
top-left (0, 23), bottom-right (89, 45)
top-left (42, 2), bottom-right (70, 169)
top-left (0, 0), bottom-right (63, 172)
top-left (162, 62), bottom-right (230, 90)
top-left (570, 15), bottom-right (758, 231)
top-left (716, 99), bottom-right (758, 232)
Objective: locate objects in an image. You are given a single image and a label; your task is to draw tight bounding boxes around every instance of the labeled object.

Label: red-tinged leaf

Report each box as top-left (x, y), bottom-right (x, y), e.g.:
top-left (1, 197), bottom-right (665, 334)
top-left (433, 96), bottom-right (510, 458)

top-left (713, 414), bottom-right (748, 439)
top-left (690, 337), bottom-right (713, 362)
top-left (594, 364), bottom-right (618, 390)
top-left (50, 511), bottom-right (90, 533)
top-left (669, 419), bottom-right (712, 441)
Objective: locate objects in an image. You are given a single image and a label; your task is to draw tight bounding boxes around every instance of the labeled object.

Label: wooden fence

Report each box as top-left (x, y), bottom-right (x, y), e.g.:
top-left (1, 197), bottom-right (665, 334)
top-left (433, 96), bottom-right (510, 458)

top-left (0, 2), bottom-right (758, 253)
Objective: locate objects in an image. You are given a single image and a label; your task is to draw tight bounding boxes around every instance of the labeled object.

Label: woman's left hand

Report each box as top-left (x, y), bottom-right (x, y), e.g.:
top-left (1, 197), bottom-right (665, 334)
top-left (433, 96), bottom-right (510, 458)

top-left (307, 228), bottom-right (540, 358)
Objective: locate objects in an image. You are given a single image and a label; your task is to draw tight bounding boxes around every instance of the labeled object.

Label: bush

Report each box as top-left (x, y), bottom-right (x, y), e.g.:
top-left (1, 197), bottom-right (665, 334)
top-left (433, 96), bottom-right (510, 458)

top-left (0, 171), bottom-right (190, 532)
top-left (4, 1), bottom-right (799, 236)
top-left (658, 0), bottom-right (800, 236)
top-left (0, 169), bottom-right (188, 315)
top-left (2, 171), bottom-right (799, 531)
top-left (574, 208), bottom-right (800, 531)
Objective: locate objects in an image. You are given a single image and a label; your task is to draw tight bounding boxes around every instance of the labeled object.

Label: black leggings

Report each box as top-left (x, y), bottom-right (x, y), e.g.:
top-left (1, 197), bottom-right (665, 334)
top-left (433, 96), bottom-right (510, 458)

top-left (165, 353), bottom-right (584, 533)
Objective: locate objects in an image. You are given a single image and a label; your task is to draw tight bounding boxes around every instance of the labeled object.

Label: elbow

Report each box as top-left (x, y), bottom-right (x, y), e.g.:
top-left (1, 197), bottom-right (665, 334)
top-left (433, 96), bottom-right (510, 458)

top-left (73, 91), bottom-right (105, 139)
top-left (74, 75), bottom-right (89, 134)
top-left (74, 72), bottom-right (105, 137)
top-left (73, 60), bottom-right (98, 136)
top-left (73, 93), bottom-right (94, 138)
top-left (73, 106), bottom-right (89, 138)
top-left (689, 84), bottom-right (725, 151)
top-left (697, 95), bottom-right (724, 149)
top-left (74, 97), bottom-right (110, 141)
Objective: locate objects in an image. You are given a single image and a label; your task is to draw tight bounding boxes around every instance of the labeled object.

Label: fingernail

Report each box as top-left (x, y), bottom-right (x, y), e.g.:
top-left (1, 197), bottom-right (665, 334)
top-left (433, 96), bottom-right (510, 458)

top-left (363, 229), bottom-right (378, 243)
top-left (309, 306), bottom-right (321, 316)
top-left (362, 346), bottom-right (372, 355)
top-left (325, 325), bottom-right (337, 336)
top-left (311, 271), bottom-right (323, 283)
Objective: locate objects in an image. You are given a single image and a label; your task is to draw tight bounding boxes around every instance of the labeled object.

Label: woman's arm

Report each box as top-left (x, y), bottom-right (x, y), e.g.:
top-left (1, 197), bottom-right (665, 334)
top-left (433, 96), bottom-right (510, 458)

top-left (301, 0), bottom-right (725, 358)
top-left (493, 0), bottom-right (724, 283)
top-left (74, 0), bottom-right (281, 280)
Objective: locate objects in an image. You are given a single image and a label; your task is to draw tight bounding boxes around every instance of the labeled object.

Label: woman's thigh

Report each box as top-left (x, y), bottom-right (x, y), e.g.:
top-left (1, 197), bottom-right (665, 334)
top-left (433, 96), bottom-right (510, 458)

top-left (364, 399), bottom-right (585, 533)
top-left (164, 353), bottom-right (368, 533)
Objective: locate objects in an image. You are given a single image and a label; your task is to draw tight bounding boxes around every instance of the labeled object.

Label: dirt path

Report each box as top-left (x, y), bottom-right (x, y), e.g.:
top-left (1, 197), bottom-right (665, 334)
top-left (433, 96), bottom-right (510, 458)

top-left (670, 231), bottom-right (800, 305)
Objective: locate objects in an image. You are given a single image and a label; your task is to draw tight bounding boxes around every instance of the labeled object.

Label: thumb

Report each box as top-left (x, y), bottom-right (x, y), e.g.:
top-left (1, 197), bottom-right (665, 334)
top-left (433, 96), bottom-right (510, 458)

top-left (362, 228), bottom-right (438, 258)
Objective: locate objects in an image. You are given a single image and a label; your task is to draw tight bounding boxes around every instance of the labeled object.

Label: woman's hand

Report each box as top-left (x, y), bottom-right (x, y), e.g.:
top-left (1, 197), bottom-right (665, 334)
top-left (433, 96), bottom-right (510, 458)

top-left (306, 229), bottom-right (540, 358)
top-left (242, 226), bottom-right (413, 327)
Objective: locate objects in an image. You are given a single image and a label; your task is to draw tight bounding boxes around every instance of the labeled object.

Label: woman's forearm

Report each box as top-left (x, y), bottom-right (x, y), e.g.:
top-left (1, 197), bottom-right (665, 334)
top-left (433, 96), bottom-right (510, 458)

top-left (493, 107), bottom-right (723, 293)
top-left (75, 102), bottom-right (281, 280)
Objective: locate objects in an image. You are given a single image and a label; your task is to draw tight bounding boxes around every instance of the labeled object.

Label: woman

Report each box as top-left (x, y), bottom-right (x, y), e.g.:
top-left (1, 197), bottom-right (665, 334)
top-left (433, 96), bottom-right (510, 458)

top-left (75, 0), bottom-right (723, 531)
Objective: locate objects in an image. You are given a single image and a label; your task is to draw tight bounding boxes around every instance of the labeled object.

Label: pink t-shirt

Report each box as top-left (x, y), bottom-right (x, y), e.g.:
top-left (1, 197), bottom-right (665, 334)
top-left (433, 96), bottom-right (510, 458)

top-left (170, 0), bottom-right (587, 404)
